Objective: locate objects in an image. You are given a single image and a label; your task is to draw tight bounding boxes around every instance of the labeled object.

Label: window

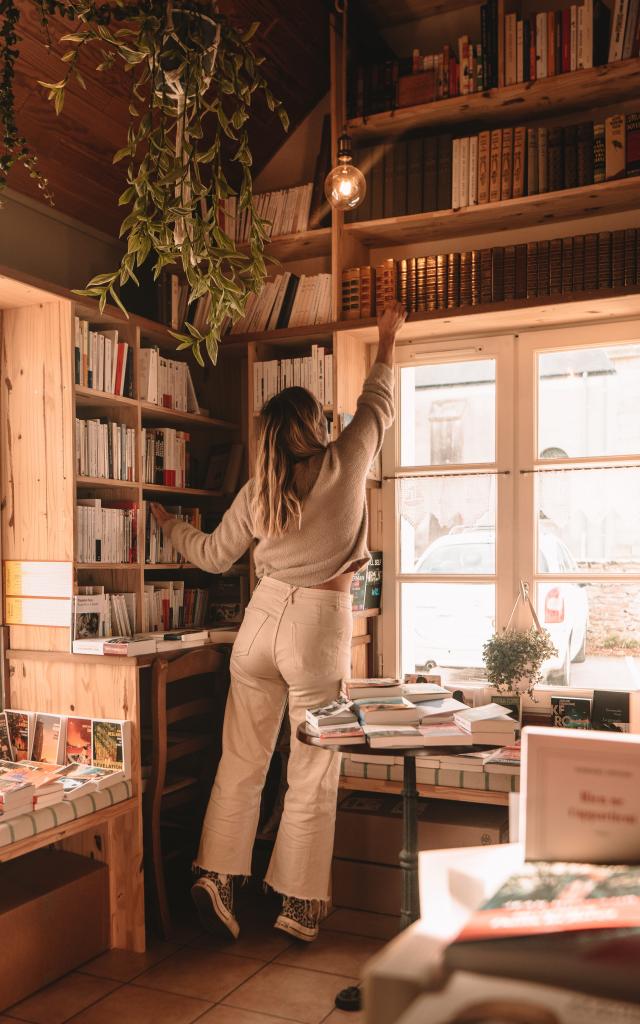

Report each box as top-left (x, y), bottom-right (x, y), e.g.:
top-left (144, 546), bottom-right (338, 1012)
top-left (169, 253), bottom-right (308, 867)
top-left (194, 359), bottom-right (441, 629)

top-left (383, 327), bottom-right (640, 692)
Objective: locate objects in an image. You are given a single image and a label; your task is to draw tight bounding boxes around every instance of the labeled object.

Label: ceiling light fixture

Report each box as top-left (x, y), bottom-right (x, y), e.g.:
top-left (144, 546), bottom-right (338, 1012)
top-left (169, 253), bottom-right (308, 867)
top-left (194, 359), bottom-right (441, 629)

top-left (324, 0), bottom-right (366, 212)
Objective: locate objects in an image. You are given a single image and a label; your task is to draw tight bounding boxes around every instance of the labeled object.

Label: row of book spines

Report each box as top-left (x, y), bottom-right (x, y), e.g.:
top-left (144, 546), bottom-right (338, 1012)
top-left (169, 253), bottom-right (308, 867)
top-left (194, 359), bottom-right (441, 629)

top-left (343, 230), bottom-right (640, 315)
top-left (75, 504), bottom-right (138, 565)
top-left (348, 0), bottom-right (609, 117)
top-left (340, 759), bottom-right (520, 791)
top-left (351, 135), bottom-right (451, 222)
top-left (75, 419), bottom-right (137, 483)
top-left (74, 318), bottom-right (133, 397)
top-left (253, 347), bottom-right (334, 412)
top-left (143, 585), bottom-right (209, 632)
top-left (230, 183), bottom-right (314, 244)
top-left (142, 427), bottom-right (191, 489)
top-left (454, 115), bottom-right (640, 208)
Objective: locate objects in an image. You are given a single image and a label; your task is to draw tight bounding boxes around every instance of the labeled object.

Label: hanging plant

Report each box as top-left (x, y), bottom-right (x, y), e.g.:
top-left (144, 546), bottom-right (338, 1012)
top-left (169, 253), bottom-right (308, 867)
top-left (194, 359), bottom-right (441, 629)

top-left (0, 0), bottom-right (288, 365)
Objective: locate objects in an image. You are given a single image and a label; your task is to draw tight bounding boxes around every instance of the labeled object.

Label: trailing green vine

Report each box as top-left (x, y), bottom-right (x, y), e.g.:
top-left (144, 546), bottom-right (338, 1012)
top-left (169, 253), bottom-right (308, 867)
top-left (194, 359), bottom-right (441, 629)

top-left (0, 1), bottom-right (288, 365)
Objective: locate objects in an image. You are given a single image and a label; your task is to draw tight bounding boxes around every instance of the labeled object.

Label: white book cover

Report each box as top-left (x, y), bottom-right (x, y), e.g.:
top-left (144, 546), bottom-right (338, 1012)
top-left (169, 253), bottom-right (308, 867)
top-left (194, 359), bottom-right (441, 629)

top-left (521, 727), bottom-right (640, 863)
top-left (461, 137), bottom-right (470, 209)
top-left (535, 12), bottom-right (548, 78)
top-left (468, 135), bottom-right (478, 206)
top-left (609, 0), bottom-right (629, 62)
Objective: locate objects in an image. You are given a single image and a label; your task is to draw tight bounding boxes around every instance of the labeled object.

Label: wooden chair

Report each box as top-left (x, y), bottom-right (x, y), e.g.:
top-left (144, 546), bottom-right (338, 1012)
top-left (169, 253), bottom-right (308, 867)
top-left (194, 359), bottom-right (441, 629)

top-left (144, 646), bottom-right (228, 939)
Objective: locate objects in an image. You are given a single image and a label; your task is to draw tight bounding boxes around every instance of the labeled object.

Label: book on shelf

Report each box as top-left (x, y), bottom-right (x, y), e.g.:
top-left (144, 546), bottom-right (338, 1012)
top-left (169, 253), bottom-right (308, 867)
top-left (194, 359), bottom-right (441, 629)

top-left (75, 417), bottom-right (136, 482)
top-left (72, 589), bottom-right (136, 642)
top-left (350, 550), bottom-right (383, 612)
top-left (203, 442), bottom-right (244, 493)
top-left (209, 576), bottom-right (245, 625)
top-left (142, 427), bottom-right (191, 487)
top-left (138, 346), bottom-right (201, 413)
top-left (31, 713), bottom-right (66, 765)
top-left (75, 499), bottom-right (139, 564)
top-left (591, 689), bottom-right (630, 732)
top-left (230, 272), bottom-right (332, 335)
top-left (5, 710), bottom-right (34, 761)
top-left (92, 718), bottom-right (131, 777)
top-left (348, 0), bottom-right (611, 120)
top-left (0, 714), bottom-right (12, 762)
top-left (65, 717), bottom-right (92, 764)
top-left (74, 318), bottom-right (133, 398)
top-left (142, 580), bottom-right (209, 633)
top-left (253, 346), bottom-right (332, 411)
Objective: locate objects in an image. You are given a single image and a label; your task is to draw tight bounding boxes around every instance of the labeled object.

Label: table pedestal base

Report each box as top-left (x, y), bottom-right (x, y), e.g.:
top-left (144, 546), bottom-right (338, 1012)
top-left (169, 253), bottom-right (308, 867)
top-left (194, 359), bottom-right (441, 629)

top-left (335, 754), bottom-right (420, 1011)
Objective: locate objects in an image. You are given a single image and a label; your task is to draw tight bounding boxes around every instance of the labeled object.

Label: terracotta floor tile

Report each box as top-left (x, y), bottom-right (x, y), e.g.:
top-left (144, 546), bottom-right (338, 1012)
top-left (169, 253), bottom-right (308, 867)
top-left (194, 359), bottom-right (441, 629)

top-left (192, 918), bottom-right (294, 962)
top-left (79, 941), bottom-right (180, 982)
top-left (323, 909), bottom-right (399, 941)
top-left (224, 963), bottom-right (357, 1024)
top-left (135, 948), bottom-right (264, 1002)
top-left (195, 1006), bottom-right (297, 1024)
top-left (322, 1010), bottom-right (364, 1024)
top-left (6, 973), bottom-right (119, 1024)
top-left (64, 984), bottom-right (210, 1024)
top-left (275, 931), bottom-right (385, 978)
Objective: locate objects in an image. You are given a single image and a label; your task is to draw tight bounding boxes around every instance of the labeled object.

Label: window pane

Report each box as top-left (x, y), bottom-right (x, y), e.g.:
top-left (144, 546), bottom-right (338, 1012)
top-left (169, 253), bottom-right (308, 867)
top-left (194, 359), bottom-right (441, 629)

top-left (535, 581), bottom-right (640, 691)
top-left (399, 475), bottom-right (497, 574)
top-left (538, 344), bottom-right (640, 459)
top-left (401, 582), bottom-right (495, 676)
top-left (400, 359), bottom-right (496, 466)
top-left (536, 467), bottom-right (640, 573)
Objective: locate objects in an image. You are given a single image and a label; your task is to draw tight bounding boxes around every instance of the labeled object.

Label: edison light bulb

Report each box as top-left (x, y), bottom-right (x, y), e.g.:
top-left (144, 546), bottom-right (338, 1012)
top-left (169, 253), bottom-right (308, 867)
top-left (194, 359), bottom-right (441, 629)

top-left (324, 133), bottom-right (367, 211)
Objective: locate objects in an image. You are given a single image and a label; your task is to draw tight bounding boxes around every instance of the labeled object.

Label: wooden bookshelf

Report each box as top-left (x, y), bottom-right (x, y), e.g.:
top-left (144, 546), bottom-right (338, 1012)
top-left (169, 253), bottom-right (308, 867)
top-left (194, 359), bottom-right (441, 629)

top-left (345, 177), bottom-right (640, 249)
top-left (348, 57), bottom-right (640, 139)
top-left (240, 227), bottom-right (332, 262)
top-left (75, 386), bottom-right (138, 411)
top-left (139, 401), bottom-right (237, 431)
top-left (142, 483), bottom-right (226, 498)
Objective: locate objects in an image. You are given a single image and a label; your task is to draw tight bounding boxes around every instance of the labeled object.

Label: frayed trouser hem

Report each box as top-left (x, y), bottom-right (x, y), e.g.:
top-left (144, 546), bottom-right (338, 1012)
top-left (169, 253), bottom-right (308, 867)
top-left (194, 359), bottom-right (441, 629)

top-left (263, 879), bottom-right (331, 918)
top-left (192, 861), bottom-right (250, 885)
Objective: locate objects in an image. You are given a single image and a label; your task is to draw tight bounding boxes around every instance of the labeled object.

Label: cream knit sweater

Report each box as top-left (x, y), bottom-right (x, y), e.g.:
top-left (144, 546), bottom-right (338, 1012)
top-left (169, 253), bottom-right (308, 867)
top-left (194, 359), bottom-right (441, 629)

top-left (163, 361), bottom-right (394, 586)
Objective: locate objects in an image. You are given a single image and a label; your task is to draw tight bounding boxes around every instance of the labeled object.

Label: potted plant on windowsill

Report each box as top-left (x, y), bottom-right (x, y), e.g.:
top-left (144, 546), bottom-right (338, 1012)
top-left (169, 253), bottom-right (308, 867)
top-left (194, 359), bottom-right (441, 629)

top-left (482, 582), bottom-right (558, 701)
top-left (0, 0), bottom-right (288, 366)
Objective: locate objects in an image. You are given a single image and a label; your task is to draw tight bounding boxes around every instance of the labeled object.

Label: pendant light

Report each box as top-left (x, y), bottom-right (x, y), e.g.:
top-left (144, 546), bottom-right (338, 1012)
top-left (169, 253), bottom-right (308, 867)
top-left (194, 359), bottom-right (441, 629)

top-left (324, 0), bottom-right (366, 212)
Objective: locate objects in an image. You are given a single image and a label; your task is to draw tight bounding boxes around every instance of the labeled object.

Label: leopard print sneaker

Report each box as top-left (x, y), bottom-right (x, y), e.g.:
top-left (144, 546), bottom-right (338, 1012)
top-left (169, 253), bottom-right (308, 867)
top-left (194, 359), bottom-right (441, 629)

top-left (274, 896), bottom-right (321, 942)
top-left (191, 869), bottom-right (240, 939)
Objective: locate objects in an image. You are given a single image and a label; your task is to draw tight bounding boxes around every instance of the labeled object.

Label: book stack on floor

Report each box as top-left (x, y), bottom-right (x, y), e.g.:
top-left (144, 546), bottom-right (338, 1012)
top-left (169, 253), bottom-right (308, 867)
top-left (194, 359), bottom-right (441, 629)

top-left (305, 698), bottom-right (365, 746)
top-left (342, 227), bottom-right (640, 318)
top-left (224, 183), bottom-right (314, 243)
top-left (0, 710), bottom-right (132, 815)
top-left (348, 0), bottom-right (611, 118)
top-left (142, 427), bottom-right (191, 488)
top-left (253, 345), bottom-right (333, 411)
top-left (75, 417), bottom-right (136, 482)
top-left (75, 499), bottom-right (138, 564)
top-left (74, 317), bottom-right (133, 397)
top-left (138, 347), bottom-right (201, 413)
top-left (452, 111), bottom-right (640, 211)
top-left (229, 272), bottom-right (332, 334)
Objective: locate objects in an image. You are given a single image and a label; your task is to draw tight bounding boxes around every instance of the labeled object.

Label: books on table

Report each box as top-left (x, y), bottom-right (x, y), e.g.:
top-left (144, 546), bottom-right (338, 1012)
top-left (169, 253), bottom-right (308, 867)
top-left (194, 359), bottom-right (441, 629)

top-left (403, 674), bottom-right (450, 701)
top-left (353, 697), bottom-right (422, 726)
top-left (418, 723), bottom-right (474, 747)
top-left (454, 704), bottom-right (517, 746)
top-left (485, 742), bottom-right (521, 774)
top-left (342, 678), bottom-right (402, 700)
top-left (363, 725), bottom-right (424, 750)
top-left (306, 698), bottom-right (356, 730)
top-left (306, 724), bottom-right (366, 746)
top-left (417, 697), bottom-right (470, 722)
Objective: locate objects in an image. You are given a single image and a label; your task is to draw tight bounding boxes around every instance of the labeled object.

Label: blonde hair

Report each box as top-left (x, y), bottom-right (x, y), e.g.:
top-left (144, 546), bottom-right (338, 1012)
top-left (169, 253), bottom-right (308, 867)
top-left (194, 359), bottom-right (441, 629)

top-left (252, 387), bottom-right (327, 537)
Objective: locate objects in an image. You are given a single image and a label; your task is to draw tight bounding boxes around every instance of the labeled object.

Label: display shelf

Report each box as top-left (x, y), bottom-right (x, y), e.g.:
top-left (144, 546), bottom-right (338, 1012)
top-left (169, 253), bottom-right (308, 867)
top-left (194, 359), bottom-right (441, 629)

top-left (143, 562), bottom-right (197, 571)
top-left (251, 227), bottom-right (332, 262)
top-left (347, 58), bottom-right (640, 139)
top-left (139, 401), bottom-right (237, 431)
top-left (339, 775), bottom-right (509, 806)
top-left (223, 321), bottom-right (336, 349)
top-left (142, 483), bottom-right (225, 498)
top-left (345, 178), bottom-right (640, 249)
top-left (335, 287), bottom-right (640, 343)
top-left (76, 476), bottom-right (138, 489)
top-left (75, 562), bottom-right (141, 570)
top-left (75, 386), bottom-right (138, 410)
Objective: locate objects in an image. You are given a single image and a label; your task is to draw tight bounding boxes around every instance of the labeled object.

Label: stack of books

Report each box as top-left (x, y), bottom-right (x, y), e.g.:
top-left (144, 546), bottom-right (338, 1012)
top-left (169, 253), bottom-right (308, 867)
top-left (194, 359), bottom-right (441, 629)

top-left (253, 346), bottom-right (333, 411)
top-left (75, 417), bottom-right (136, 482)
top-left (72, 626), bottom-right (237, 657)
top-left (75, 499), bottom-right (139, 564)
top-left (342, 227), bottom-right (640, 318)
top-left (451, 111), bottom-right (640, 211)
top-left (142, 427), bottom-right (191, 488)
top-left (230, 272), bottom-right (332, 334)
top-left (138, 347), bottom-right (201, 412)
top-left (342, 677), bottom-right (402, 700)
top-left (454, 704), bottom-right (518, 746)
top-left (305, 698), bottom-right (365, 745)
top-left (74, 317), bottom-right (133, 397)
top-left (402, 673), bottom-right (450, 700)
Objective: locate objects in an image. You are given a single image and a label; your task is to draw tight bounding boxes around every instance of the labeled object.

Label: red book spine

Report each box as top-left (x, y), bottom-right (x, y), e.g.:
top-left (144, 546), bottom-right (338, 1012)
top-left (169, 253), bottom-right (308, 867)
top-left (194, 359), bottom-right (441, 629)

top-left (114, 343), bottom-right (125, 396)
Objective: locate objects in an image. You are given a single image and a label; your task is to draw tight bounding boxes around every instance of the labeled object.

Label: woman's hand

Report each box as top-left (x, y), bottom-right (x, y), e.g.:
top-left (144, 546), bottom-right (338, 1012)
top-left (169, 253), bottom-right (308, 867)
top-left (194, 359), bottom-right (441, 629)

top-left (150, 502), bottom-right (173, 529)
top-left (376, 301), bottom-right (407, 366)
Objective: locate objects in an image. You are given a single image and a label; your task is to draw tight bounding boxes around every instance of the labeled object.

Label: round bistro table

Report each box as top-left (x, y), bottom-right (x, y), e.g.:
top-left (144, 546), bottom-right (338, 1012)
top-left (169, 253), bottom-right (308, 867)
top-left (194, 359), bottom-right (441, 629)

top-left (297, 724), bottom-right (491, 1011)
